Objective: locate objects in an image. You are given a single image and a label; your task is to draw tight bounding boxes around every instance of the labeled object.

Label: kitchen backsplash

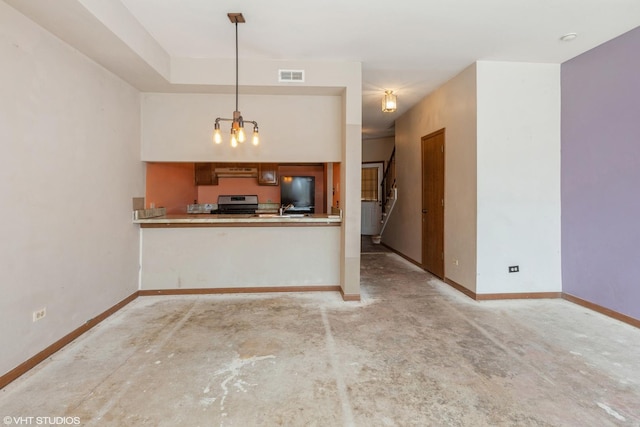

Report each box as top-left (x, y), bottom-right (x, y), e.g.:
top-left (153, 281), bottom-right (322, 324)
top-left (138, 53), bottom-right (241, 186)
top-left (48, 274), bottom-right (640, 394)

top-left (187, 203), bottom-right (280, 214)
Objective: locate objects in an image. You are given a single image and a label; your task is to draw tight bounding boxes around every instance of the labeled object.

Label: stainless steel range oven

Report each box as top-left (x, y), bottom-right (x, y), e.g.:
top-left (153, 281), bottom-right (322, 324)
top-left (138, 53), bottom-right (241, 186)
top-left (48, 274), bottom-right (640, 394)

top-left (210, 195), bottom-right (259, 215)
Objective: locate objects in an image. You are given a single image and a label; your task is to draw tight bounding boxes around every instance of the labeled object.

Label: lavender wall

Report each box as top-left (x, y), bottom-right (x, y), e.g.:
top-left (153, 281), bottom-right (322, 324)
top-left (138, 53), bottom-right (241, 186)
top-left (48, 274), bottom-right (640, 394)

top-left (561, 26), bottom-right (640, 321)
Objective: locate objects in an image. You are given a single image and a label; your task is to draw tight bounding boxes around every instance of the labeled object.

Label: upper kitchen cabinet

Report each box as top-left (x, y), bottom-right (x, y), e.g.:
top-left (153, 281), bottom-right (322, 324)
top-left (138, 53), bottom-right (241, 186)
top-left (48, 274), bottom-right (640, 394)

top-left (258, 163), bottom-right (279, 186)
top-left (194, 163), bottom-right (218, 185)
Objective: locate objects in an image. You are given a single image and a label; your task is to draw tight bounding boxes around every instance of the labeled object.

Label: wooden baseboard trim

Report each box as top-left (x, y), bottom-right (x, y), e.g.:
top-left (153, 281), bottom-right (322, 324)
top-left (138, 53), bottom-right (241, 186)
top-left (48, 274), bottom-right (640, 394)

top-left (380, 243), bottom-right (425, 270)
top-left (0, 291), bottom-right (139, 390)
top-left (444, 278), bottom-right (477, 300)
top-left (444, 278), bottom-right (562, 302)
top-left (562, 293), bottom-right (640, 329)
top-left (138, 286), bottom-right (342, 296)
top-left (340, 288), bottom-right (361, 302)
top-left (441, 278), bottom-right (638, 328)
top-left (476, 292), bottom-right (562, 301)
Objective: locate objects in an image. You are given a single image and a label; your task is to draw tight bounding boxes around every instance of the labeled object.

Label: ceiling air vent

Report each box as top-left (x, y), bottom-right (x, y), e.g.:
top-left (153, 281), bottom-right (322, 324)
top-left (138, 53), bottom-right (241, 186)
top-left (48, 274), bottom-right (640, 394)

top-left (279, 69), bottom-right (305, 83)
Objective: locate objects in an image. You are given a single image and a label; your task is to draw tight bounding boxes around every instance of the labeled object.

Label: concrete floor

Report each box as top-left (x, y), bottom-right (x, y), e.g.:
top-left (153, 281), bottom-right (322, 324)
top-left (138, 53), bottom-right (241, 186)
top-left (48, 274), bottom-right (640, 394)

top-left (1, 245), bottom-right (639, 426)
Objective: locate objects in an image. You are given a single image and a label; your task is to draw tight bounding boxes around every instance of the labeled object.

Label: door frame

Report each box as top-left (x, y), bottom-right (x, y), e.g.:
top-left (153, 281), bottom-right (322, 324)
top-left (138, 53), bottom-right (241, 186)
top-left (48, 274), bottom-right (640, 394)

top-left (361, 161), bottom-right (384, 235)
top-left (421, 129), bottom-right (445, 278)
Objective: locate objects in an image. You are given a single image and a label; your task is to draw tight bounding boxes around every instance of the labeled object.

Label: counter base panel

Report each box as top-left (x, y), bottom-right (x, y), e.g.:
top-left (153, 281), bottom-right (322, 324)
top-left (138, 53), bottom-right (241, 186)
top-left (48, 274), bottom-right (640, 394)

top-left (140, 227), bottom-right (341, 290)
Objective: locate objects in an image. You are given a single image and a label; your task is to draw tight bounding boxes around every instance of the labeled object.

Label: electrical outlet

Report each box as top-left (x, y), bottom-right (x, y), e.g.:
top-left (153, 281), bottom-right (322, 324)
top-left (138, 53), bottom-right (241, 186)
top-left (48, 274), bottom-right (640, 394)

top-left (33, 308), bottom-right (46, 322)
top-left (508, 266), bottom-right (519, 273)
top-left (454, 259), bottom-right (459, 266)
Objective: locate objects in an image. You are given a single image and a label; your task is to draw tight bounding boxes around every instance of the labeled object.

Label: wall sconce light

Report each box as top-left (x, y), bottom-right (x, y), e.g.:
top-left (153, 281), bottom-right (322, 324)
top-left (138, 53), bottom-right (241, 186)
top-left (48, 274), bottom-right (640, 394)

top-left (213, 13), bottom-right (259, 148)
top-left (382, 90), bottom-right (397, 113)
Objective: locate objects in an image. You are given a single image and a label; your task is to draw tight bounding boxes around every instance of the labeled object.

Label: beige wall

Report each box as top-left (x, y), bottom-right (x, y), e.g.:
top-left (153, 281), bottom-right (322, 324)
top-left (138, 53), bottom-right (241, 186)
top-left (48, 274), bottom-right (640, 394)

top-left (141, 93), bottom-right (343, 162)
top-left (387, 64), bottom-right (478, 292)
top-left (476, 61), bottom-right (561, 294)
top-left (363, 137), bottom-right (394, 164)
top-left (0, 2), bottom-right (144, 377)
top-left (141, 227), bottom-right (340, 289)
top-left (341, 123), bottom-right (362, 297)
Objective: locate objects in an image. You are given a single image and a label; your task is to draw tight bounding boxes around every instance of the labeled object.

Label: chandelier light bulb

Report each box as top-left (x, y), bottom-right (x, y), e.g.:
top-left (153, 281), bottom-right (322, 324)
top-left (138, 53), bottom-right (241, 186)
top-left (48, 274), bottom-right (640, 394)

top-left (213, 122), bottom-right (222, 144)
top-left (238, 127), bottom-right (246, 143)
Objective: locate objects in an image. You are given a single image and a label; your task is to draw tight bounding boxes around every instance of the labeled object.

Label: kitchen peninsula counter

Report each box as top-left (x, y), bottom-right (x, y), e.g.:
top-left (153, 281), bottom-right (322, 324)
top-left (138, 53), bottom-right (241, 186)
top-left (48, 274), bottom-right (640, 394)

top-left (134, 213), bottom-right (341, 227)
top-left (135, 211), bottom-right (342, 292)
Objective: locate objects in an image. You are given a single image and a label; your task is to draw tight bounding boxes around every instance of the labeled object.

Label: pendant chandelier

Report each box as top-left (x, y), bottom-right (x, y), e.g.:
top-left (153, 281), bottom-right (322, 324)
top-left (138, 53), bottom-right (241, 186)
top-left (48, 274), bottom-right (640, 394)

top-left (213, 13), bottom-right (259, 147)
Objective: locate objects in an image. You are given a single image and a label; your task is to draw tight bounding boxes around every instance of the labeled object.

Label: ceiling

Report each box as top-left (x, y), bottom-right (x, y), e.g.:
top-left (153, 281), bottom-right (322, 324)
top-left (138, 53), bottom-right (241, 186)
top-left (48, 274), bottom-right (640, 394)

top-left (7, 0), bottom-right (640, 140)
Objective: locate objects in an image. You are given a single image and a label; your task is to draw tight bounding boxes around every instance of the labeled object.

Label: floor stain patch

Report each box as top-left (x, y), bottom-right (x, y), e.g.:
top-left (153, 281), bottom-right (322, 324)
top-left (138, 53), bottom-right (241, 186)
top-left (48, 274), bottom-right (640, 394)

top-left (237, 338), bottom-right (282, 359)
top-left (211, 354), bottom-right (276, 417)
top-left (596, 402), bottom-right (626, 421)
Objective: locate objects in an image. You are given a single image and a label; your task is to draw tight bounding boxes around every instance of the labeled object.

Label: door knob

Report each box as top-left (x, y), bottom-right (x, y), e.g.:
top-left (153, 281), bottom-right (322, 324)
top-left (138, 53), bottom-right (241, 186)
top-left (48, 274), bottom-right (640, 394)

top-left (422, 209), bottom-right (427, 213)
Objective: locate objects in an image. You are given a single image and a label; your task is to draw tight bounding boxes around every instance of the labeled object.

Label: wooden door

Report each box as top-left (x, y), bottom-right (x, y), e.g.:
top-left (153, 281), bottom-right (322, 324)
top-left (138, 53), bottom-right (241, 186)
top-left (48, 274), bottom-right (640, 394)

top-left (421, 129), bottom-right (445, 278)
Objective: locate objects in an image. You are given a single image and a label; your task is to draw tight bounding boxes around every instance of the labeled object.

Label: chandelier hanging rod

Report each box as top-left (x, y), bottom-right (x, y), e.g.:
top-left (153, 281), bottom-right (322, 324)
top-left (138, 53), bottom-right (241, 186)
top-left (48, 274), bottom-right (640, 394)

top-left (232, 13), bottom-right (239, 113)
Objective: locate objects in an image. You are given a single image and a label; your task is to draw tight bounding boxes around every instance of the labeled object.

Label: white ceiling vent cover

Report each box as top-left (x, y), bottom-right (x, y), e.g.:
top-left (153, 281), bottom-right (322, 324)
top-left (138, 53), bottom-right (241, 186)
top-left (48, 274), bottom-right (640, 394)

top-left (279, 69), bottom-right (305, 83)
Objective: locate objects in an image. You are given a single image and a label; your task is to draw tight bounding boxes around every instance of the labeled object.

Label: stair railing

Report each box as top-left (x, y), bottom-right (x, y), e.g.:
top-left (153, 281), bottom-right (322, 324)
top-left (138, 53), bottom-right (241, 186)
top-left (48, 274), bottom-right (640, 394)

top-left (380, 146), bottom-right (396, 215)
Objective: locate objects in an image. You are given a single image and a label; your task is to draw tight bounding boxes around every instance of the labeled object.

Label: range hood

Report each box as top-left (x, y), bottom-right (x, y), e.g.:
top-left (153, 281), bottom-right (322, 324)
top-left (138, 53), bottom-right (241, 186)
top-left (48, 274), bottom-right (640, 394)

top-left (214, 166), bottom-right (258, 178)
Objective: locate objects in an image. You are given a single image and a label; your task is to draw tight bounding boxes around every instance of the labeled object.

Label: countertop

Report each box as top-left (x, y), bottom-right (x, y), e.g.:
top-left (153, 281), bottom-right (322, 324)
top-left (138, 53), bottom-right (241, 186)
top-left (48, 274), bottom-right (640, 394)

top-left (134, 213), bottom-right (342, 228)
